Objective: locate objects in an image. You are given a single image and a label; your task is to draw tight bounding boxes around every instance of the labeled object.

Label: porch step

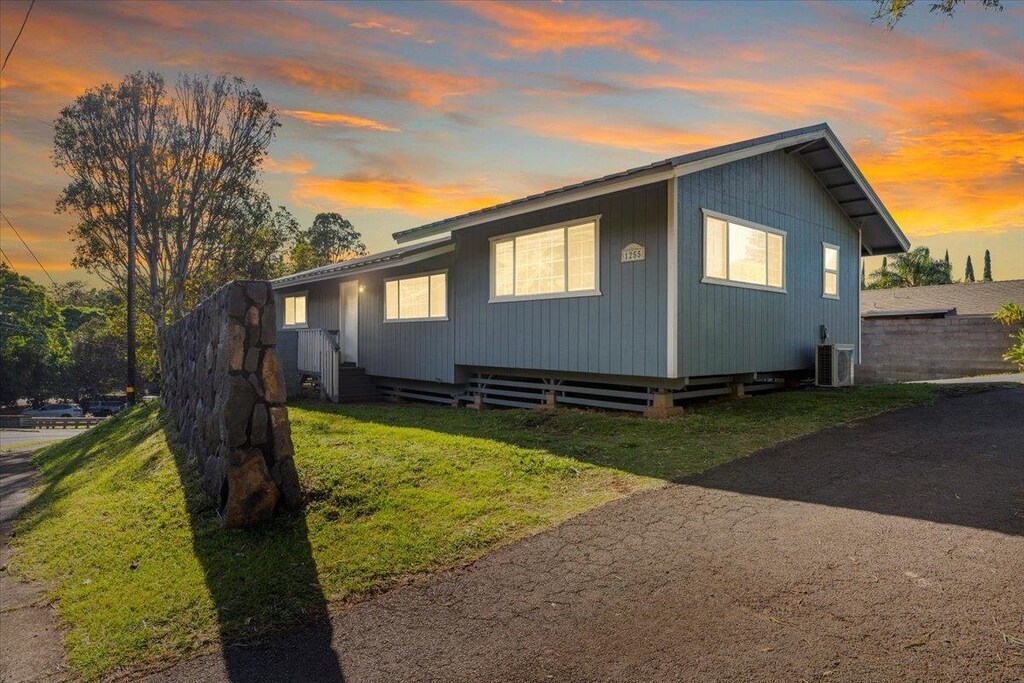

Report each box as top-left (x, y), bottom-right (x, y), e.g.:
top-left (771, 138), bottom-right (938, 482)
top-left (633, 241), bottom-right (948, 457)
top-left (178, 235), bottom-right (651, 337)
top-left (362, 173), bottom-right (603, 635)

top-left (336, 366), bottom-right (381, 401)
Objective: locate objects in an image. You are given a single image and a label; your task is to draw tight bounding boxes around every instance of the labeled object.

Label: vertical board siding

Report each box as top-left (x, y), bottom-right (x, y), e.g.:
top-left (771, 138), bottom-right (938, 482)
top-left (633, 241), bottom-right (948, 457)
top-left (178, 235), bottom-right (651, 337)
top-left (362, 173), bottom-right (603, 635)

top-left (356, 253), bottom-right (456, 383)
top-left (453, 182), bottom-right (668, 378)
top-left (677, 149), bottom-right (860, 376)
top-left (274, 252), bottom-right (456, 384)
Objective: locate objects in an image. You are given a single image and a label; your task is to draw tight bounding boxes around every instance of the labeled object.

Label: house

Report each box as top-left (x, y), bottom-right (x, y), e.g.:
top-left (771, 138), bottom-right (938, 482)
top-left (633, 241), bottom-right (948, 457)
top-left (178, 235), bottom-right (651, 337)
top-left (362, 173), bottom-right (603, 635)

top-left (859, 280), bottom-right (1024, 383)
top-left (271, 123), bottom-right (909, 414)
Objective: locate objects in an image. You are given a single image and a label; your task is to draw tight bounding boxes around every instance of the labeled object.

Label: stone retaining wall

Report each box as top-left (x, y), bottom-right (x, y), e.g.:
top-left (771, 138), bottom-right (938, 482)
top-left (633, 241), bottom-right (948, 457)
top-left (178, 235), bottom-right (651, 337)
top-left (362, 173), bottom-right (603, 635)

top-left (858, 314), bottom-right (1021, 383)
top-left (163, 281), bottom-right (301, 527)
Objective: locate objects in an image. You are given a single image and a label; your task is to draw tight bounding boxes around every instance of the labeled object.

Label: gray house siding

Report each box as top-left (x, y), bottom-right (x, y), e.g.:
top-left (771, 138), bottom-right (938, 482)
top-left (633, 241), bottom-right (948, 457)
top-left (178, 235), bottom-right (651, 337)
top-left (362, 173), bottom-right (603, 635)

top-left (452, 181), bottom-right (668, 378)
top-left (677, 149), bottom-right (860, 376)
top-left (355, 252), bottom-right (456, 384)
top-left (274, 251), bottom-right (456, 387)
top-left (273, 279), bottom-right (340, 393)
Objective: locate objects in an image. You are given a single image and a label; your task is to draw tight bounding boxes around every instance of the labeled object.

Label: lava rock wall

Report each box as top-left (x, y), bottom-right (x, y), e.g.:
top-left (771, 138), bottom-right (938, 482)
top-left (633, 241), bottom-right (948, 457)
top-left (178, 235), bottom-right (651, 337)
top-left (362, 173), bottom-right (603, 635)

top-left (162, 281), bottom-right (301, 527)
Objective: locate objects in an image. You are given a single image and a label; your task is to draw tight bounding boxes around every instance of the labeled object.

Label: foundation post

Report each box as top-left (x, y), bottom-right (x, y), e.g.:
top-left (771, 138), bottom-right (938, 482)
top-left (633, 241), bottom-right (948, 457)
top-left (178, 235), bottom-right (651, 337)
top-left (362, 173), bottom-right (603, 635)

top-left (729, 381), bottom-right (746, 399)
top-left (467, 392), bottom-right (485, 410)
top-left (644, 390), bottom-right (683, 419)
top-left (537, 390), bottom-right (558, 412)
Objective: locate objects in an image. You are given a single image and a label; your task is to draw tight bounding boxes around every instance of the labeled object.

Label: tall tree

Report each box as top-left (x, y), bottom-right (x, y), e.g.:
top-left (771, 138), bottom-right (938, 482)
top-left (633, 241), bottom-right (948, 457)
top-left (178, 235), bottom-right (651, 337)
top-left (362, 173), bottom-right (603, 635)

top-left (983, 249), bottom-right (993, 281)
top-left (301, 212), bottom-right (367, 268)
top-left (872, 0), bottom-right (1002, 27)
top-left (867, 247), bottom-right (953, 289)
top-left (189, 195), bottom-right (298, 302)
top-left (944, 249), bottom-right (950, 265)
top-left (0, 264), bottom-right (71, 404)
top-left (861, 262), bottom-right (866, 289)
top-left (53, 71), bottom-right (279, 360)
top-left (964, 255), bottom-right (976, 282)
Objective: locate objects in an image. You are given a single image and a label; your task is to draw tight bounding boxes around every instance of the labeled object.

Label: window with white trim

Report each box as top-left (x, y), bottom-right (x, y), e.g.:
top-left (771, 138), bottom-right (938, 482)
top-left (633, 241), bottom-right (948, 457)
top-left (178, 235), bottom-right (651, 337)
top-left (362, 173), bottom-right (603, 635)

top-left (823, 243), bottom-right (840, 299)
top-left (385, 272), bottom-right (447, 321)
top-left (491, 218), bottom-right (599, 301)
top-left (703, 212), bottom-right (785, 291)
top-left (283, 293), bottom-right (307, 327)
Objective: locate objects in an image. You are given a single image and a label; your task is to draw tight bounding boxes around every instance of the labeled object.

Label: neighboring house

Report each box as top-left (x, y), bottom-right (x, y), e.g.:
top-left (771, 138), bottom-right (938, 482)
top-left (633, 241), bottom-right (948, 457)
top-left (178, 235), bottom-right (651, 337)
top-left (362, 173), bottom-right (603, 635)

top-left (272, 123), bottom-right (909, 414)
top-left (860, 280), bottom-right (1024, 383)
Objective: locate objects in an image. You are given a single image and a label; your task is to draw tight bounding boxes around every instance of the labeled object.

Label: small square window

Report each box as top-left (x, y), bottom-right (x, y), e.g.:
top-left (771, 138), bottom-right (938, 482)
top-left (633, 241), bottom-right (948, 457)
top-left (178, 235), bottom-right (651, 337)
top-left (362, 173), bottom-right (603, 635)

top-left (283, 294), bottom-right (307, 327)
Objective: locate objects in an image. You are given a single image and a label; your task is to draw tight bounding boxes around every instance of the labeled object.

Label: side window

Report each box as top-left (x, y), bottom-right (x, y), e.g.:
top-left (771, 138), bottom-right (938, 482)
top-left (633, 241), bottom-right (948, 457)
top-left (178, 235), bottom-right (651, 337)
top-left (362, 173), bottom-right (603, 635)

top-left (823, 244), bottom-right (840, 299)
top-left (702, 211), bottom-right (786, 292)
top-left (385, 272), bottom-right (447, 321)
top-left (283, 293), bottom-right (308, 327)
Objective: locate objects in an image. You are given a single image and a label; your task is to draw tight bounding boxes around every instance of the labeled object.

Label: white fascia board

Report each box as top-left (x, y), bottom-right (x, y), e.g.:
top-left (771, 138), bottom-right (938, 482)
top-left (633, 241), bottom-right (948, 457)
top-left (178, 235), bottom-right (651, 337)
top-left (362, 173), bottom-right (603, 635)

top-left (820, 130), bottom-right (910, 252)
top-left (672, 130), bottom-right (909, 253)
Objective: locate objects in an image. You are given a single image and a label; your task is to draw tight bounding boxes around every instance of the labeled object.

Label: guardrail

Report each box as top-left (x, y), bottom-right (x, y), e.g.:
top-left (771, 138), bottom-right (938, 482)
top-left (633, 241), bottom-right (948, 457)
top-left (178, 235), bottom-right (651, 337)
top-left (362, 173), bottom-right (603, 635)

top-left (0, 416), bottom-right (108, 429)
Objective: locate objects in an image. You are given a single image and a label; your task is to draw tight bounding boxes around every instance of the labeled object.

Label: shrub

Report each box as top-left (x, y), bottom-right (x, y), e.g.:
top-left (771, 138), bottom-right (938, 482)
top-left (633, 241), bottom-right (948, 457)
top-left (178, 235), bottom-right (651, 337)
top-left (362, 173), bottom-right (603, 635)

top-left (993, 302), bottom-right (1024, 371)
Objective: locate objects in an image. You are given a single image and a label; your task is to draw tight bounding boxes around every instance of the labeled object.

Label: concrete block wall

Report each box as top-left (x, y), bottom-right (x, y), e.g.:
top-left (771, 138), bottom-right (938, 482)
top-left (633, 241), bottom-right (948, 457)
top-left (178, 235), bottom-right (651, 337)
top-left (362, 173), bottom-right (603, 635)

top-left (858, 315), bottom-right (1021, 383)
top-left (162, 281), bottom-right (302, 527)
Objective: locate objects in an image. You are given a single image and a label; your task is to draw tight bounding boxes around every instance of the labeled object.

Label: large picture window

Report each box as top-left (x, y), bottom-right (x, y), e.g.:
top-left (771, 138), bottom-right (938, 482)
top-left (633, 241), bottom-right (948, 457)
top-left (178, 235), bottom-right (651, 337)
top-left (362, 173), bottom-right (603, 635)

top-left (385, 272), bottom-right (447, 321)
top-left (822, 243), bottom-right (840, 299)
top-left (283, 293), bottom-right (307, 327)
top-left (490, 217), bottom-right (599, 301)
top-left (702, 211), bottom-right (785, 292)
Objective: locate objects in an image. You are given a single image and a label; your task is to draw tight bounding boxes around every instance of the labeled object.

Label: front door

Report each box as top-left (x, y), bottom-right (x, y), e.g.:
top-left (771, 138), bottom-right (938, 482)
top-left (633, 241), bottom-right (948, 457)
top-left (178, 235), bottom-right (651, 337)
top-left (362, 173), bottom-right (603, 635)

top-left (339, 280), bottom-right (359, 365)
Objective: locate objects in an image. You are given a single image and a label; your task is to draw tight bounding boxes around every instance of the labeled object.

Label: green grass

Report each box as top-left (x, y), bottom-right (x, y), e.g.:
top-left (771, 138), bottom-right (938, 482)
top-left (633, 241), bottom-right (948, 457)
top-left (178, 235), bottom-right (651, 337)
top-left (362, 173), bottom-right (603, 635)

top-left (9, 384), bottom-right (938, 680)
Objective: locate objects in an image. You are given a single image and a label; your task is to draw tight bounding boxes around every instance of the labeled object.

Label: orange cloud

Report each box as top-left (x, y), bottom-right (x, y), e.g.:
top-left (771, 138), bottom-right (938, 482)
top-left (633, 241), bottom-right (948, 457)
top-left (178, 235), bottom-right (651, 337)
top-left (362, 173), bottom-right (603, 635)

top-left (514, 115), bottom-right (749, 156)
top-left (255, 57), bottom-right (490, 109)
top-left (263, 155), bottom-right (313, 175)
top-left (325, 4), bottom-right (436, 44)
top-left (282, 110), bottom-right (399, 132)
top-left (631, 74), bottom-right (891, 118)
top-left (457, 1), bottom-right (661, 61)
top-left (293, 175), bottom-right (507, 217)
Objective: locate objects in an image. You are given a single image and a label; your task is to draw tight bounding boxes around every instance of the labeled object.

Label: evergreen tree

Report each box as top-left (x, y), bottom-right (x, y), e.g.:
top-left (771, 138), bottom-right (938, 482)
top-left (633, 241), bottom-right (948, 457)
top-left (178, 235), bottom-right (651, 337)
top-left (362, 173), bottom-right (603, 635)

top-left (964, 255), bottom-right (976, 282)
top-left (861, 262), bottom-right (866, 289)
top-left (881, 256), bottom-right (888, 272)
top-left (944, 249), bottom-right (950, 265)
top-left (983, 249), bottom-right (992, 281)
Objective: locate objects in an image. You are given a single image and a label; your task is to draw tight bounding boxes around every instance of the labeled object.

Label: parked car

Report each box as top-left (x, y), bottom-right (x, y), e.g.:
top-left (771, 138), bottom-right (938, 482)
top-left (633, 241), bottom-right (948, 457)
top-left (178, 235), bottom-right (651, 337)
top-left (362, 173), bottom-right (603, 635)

top-left (22, 403), bottom-right (84, 418)
top-left (87, 400), bottom-right (125, 417)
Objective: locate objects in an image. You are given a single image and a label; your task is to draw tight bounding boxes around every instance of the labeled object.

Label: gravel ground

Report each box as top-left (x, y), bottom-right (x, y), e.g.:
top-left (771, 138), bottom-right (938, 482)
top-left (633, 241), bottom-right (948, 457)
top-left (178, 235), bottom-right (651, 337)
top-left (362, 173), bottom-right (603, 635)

top-left (142, 387), bottom-right (1024, 683)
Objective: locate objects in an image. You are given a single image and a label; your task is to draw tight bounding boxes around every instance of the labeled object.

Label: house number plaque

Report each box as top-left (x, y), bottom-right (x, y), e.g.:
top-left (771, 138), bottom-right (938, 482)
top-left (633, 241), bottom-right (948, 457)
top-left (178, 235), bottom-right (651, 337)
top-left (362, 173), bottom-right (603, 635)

top-left (621, 242), bottom-right (645, 263)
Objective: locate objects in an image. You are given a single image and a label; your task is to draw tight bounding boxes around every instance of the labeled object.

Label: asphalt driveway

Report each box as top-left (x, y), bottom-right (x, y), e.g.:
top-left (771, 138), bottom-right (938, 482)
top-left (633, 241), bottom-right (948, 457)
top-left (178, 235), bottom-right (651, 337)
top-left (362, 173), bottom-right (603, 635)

top-left (149, 388), bottom-right (1024, 682)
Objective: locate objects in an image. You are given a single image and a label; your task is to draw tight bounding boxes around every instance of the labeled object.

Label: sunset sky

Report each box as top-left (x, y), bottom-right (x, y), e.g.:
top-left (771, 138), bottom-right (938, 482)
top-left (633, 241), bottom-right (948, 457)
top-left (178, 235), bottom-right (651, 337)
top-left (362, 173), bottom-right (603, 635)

top-left (1, 0), bottom-right (1022, 285)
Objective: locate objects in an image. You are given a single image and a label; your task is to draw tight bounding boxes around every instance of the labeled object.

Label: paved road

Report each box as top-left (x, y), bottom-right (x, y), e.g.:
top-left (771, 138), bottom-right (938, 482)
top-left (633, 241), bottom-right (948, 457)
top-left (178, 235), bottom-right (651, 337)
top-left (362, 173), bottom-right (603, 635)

top-left (0, 451), bottom-right (67, 683)
top-left (146, 388), bottom-right (1024, 683)
top-left (0, 427), bottom-right (89, 453)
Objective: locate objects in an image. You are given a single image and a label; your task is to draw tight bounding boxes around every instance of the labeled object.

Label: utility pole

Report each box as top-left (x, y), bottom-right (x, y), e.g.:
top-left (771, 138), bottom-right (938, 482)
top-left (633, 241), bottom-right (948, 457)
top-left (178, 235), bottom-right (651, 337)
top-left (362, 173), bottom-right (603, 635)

top-left (126, 150), bottom-right (137, 405)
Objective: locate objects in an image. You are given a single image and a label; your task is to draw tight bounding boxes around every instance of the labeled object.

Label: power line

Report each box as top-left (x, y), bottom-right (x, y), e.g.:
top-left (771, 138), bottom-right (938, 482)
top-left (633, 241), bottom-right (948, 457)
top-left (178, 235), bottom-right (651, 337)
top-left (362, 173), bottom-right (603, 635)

top-left (1, 0), bottom-right (35, 72)
top-left (0, 246), bottom-right (15, 269)
top-left (0, 208), bottom-right (57, 287)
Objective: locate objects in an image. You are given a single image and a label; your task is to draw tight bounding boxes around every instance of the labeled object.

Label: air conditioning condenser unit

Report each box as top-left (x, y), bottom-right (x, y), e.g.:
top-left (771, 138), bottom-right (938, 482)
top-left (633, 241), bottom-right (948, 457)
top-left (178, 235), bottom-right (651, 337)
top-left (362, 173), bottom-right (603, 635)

top-left (815, 344), bottom-right (855, 387)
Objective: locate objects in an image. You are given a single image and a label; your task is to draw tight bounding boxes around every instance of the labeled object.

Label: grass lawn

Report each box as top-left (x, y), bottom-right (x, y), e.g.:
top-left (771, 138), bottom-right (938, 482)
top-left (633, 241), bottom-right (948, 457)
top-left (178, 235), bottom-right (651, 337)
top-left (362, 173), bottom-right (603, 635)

top-left (9, 384), bottom-right (938, 680)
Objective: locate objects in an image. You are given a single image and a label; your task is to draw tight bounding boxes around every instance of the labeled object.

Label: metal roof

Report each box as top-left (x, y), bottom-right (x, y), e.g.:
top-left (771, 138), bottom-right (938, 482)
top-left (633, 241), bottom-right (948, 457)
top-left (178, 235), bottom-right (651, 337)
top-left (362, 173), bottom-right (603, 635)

top-left (271, 236), bottom-right (454, 289)
top-left (392, 123), bottom-right (910, 255)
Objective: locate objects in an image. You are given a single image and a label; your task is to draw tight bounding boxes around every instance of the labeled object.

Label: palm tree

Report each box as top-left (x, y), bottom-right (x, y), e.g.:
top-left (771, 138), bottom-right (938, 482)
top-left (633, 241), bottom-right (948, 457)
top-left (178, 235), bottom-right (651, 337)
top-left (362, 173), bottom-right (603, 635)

top-left (867, 247), bottom-right (953, 289)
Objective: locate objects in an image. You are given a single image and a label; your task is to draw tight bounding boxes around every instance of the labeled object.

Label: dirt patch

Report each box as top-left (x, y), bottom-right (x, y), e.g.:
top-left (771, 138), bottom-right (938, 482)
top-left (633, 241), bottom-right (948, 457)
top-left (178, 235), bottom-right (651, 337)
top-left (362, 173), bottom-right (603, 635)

top-left (146, 388), bottom-right (1024, 682)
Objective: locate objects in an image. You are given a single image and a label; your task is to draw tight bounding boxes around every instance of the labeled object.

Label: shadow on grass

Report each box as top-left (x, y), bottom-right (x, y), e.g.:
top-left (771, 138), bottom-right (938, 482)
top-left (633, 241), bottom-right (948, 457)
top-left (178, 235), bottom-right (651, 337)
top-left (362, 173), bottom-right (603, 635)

top-left (292, 384), bottom-right (1023, 536)
top-left (162, 426), bottom-right (346, 682)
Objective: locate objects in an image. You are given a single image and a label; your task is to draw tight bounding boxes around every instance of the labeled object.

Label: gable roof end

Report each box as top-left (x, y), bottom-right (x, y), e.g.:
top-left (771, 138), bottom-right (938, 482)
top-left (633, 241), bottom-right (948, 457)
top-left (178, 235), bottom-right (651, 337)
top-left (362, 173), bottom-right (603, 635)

top-left (392, 123), bottom-right (909, 255)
